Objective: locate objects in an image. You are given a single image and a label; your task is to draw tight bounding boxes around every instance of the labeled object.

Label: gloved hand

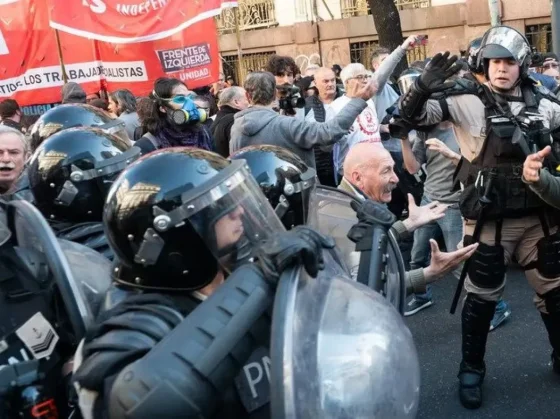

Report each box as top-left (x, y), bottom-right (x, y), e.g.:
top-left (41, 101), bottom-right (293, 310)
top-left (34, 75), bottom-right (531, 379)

top-left (347, 199), bottom-right (396, 244)
top-left (255, 226), bottom-right (335, 282)
top-left (417, 52), bottom-right (460, 94)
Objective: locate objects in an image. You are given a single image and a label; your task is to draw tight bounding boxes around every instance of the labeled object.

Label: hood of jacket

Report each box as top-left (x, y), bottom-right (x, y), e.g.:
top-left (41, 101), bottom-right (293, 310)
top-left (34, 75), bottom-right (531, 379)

top-left (61, 82), bottom-right (87, 104)
top-left (233, 107), bottom-right (278, 137)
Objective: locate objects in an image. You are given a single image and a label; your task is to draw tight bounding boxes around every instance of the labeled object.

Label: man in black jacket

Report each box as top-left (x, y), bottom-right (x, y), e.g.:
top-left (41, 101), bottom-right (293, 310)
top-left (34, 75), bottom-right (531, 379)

top-left (211, 86), bottom-right (249, 157)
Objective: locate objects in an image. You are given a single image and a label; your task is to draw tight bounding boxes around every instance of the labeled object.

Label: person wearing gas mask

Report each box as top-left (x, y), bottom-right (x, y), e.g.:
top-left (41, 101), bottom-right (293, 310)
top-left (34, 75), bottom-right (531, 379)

top-left (134, 77), bottom-right (213, 155)
top-left (0, 196), bottom-right (112, 418)
top-left (399, 25), bottom-right (560, 409)
top-left (27, 127), bottom-right (141, 260)
top-left (72, 147), bottom-right (336, 419)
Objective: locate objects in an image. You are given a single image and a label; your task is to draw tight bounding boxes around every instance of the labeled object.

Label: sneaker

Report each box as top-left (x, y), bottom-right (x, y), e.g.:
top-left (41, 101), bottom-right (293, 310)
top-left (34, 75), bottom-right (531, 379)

top-left (489, 300), bottom-right (511, 331)
top-left (404, 296), bottom-right (433, 317)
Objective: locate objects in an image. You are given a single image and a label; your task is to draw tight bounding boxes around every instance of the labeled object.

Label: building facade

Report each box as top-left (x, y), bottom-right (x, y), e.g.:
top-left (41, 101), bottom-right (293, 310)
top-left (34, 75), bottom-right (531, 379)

top-left (216, 0), bottom-right (553, 83)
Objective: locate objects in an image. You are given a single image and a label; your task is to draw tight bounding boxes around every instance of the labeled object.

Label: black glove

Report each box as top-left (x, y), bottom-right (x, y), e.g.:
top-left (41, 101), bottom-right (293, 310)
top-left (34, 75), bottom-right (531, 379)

top-left (255, 226), bottom-right (335, 282)
top-left (417, 52), bottom-right (460, 94)
top-left (347, 199), bottom-right (396, 244)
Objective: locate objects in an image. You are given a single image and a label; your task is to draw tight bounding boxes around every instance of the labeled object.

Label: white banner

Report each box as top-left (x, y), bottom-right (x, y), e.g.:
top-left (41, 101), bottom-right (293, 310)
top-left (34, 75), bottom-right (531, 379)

top-left (0, 60), bottom-right (148, 97)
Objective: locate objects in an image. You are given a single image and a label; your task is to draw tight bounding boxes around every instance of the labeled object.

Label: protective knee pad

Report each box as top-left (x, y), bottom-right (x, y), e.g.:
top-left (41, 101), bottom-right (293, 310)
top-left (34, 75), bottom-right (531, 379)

top-left (542, 286), bottom-right (560, 315)
top-left (467, 242), bottom-right (506, 289)
top-left (536, 232), bottom-right (560, 279)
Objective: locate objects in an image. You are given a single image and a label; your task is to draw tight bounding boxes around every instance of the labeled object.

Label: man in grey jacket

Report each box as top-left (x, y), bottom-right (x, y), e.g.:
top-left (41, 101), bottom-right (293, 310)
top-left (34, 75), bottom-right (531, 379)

top-left (229, 71), bottom-right (376, 167)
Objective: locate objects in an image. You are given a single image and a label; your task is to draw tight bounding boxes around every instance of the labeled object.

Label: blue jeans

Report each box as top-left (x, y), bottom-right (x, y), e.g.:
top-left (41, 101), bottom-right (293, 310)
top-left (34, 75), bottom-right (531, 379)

top-left (410, 195), bottom-right (464, 300)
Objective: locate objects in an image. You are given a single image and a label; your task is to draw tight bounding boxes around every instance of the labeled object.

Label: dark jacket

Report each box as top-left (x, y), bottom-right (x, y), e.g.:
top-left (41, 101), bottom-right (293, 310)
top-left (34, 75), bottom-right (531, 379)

top-left (211, 105), bottom-right (239, 157)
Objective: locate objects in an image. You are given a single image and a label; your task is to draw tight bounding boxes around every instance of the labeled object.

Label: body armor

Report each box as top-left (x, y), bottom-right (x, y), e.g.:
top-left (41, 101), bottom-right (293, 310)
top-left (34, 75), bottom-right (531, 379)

top-left (459, 83), bottom-right (556, 219)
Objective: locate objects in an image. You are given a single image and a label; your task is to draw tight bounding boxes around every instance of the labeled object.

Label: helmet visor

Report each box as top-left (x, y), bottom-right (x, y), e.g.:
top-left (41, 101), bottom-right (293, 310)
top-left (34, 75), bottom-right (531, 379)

top-left (397, 74), bottom-right (420, 96)
top-left (480, 26), bottom-right (531, 66)
top-left (166, 161), bottom-right (286, 273)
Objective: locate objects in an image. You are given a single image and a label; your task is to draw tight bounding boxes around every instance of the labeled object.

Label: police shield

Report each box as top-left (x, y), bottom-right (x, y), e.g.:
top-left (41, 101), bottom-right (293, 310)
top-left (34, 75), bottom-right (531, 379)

top-left (270, 267), bottom-right (420, 419)
top-left (307, 185), bottom-right (406, 313)
top-left (6, 200), bottom-right (101, 339)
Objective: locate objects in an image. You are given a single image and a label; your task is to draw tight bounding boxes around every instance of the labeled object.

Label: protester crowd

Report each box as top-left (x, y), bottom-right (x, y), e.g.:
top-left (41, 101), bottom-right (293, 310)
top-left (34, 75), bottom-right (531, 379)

top-left (0, 26), bottom-right (560, 418)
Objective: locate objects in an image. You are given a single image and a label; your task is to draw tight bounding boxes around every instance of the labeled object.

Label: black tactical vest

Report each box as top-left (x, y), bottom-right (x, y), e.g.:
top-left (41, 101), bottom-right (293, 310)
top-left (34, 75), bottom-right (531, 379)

top-left (459, 83), bottom-right (557, 219)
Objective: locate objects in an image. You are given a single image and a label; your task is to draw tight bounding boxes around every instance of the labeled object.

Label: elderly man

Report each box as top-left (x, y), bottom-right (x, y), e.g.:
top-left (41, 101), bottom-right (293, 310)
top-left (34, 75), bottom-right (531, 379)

top-left (304, 67), bottom-right (344, 186)
top-left (0, 126), bottom-right (30, 198)
top-left (229, 71), bottom-right (376, 168)
top-left (211, 86), bottom-right (249, 157)
top-left (339, 142), bottom-right (478, 295)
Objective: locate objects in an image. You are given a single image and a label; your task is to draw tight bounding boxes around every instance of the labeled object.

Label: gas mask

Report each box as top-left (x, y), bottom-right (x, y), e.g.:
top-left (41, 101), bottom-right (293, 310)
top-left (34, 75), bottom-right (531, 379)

top-left (167, 96), bottom-right (208, 125)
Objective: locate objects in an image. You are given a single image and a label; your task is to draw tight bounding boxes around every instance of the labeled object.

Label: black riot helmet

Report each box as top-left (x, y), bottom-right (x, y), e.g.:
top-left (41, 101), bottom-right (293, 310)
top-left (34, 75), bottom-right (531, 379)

top-left (28, 127), bottom-right (141, 223)
top-left (29, 104), bottom-right (130, 152)
top-left (229, 145), bottom-right (316, 230)
top-left (398, 67), bottom-right (423, 96)
top-left (466, 37), bottom-right (483, 74)
top-left (103, 147), bottom-right (285, 292)
top-left (478, 26), bottom-right (532, 80)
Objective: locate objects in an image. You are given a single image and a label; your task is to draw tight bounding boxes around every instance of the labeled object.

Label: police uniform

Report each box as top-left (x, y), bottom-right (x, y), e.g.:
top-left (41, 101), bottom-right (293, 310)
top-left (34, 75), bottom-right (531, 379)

top-left (399, 26), bottom-right (560, 409)
top-left (72, 147), bottom-right (335, 419)
top-left (28, 127), bottom-right (141, 260)
top-left (0, 199), bottom-right (111, 418)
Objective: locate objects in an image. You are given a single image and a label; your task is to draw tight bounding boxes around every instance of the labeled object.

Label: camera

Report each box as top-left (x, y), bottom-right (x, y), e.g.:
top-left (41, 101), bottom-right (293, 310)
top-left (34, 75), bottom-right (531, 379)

top-left (276, 84), bottom-right (305, 114)
top-left (531, 47), bottom-right (545, 68)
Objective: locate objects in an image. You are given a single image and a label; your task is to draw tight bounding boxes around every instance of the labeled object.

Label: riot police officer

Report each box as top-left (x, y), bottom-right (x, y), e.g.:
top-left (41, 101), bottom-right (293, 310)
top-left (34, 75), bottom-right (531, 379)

top-left (399, 25), bottom-right (560, 409)
top-left (27, 127), bottom-right (141, 259)
top-left (29, 103), bottom-right (130, 152)
top-left (0, 198), bottom-right (111, 418)
top-left (72, 147), bottom-right (336, 418)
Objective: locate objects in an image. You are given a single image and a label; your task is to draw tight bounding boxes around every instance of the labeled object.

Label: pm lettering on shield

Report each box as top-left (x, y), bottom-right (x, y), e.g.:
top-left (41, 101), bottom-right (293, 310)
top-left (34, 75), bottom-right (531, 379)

top-left (156, 44), bottom-right (212, 74)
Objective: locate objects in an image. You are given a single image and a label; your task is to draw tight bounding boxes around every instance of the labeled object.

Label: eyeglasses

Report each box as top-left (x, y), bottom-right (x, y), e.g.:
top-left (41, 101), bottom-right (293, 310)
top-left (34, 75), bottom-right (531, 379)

top-left (349, 74), bottom-right (372, 81)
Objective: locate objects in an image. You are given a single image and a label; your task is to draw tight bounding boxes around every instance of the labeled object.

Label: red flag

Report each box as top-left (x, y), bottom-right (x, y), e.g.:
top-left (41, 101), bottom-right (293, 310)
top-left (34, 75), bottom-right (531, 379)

top-left (48, 0), bottom-right (237, 43)
top-left (0, 0), bottom-right (101, 105)
top-left (99, 18), bottom-right (220, 93)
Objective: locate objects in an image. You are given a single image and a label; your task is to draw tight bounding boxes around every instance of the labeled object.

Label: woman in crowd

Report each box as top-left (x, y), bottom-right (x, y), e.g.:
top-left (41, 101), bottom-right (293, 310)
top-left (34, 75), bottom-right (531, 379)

top-left (134, 77), bottom-right (213, 155)
top-left (108, 89), bottom-right (140, 139)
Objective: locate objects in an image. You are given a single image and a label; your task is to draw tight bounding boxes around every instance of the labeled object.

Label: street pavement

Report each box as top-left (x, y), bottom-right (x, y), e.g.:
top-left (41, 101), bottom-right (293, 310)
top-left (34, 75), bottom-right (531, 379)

top-left (405, 265), bottom-right (560, 419)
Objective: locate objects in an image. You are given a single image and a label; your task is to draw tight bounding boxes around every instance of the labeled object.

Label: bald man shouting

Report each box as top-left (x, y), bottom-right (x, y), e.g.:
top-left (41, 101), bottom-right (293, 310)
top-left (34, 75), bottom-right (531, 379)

top-left (340, 143), bottom-right (478, 294)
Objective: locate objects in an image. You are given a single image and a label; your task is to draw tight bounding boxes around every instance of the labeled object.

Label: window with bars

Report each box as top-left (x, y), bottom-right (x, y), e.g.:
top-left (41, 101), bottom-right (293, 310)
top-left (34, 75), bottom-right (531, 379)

top-left (341, 0), bottom-right (430, 17)
top-left (221, 51), bottom-right (277, 86)
top-left (526, 23), bottom-right (552, 53)
top-left (350, 38), bottom-right (428, 69)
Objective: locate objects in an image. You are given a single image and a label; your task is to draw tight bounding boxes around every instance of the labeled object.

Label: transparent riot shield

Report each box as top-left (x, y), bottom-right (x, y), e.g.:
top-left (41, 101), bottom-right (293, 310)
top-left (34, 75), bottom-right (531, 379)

top-left (270, 267), bottom-right (420, 419)
top-left (7, 200), bottom-right (94, 339)
top-left (307, 185), bottom-right (406, 313)
top-left (57, 239), bottom-right (112, 318)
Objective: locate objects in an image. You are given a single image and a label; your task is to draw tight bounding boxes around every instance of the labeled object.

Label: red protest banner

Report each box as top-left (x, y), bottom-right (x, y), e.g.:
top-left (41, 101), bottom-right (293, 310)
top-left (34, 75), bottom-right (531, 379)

top-left (0, 0), bottom-right (222, 106)
top-left (49, 0), bottom-right (237, 43)
top-left (0, 0), bottom-right (102, 105)
top-left (99, 18), bottom-right (220, 94)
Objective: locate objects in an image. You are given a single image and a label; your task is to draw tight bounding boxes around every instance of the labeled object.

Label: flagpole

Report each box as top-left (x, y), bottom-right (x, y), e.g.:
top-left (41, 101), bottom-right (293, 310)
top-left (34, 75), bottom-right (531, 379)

top-left (54, 29), bottom-right (69, 84)
top-left (233, 6), bottom-right (243, 81)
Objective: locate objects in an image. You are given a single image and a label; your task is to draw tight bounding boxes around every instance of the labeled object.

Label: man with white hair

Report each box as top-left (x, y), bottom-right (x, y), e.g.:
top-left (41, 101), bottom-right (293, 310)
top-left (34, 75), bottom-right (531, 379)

top-left (339, 142), bottom-right (479, 294)
top-left (330, 36), bottom-right (421, 182)
top-left (0, 126), bottom-right (30, 198)
top-left (211, 86), bottom-right (249, 157)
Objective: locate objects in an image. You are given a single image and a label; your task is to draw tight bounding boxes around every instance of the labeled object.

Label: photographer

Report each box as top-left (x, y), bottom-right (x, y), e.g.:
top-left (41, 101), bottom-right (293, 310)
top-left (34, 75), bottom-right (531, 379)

top-left (229, 71), bottom-right (377, 168)
top-left (266, 55), bottom-right (305, 116)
